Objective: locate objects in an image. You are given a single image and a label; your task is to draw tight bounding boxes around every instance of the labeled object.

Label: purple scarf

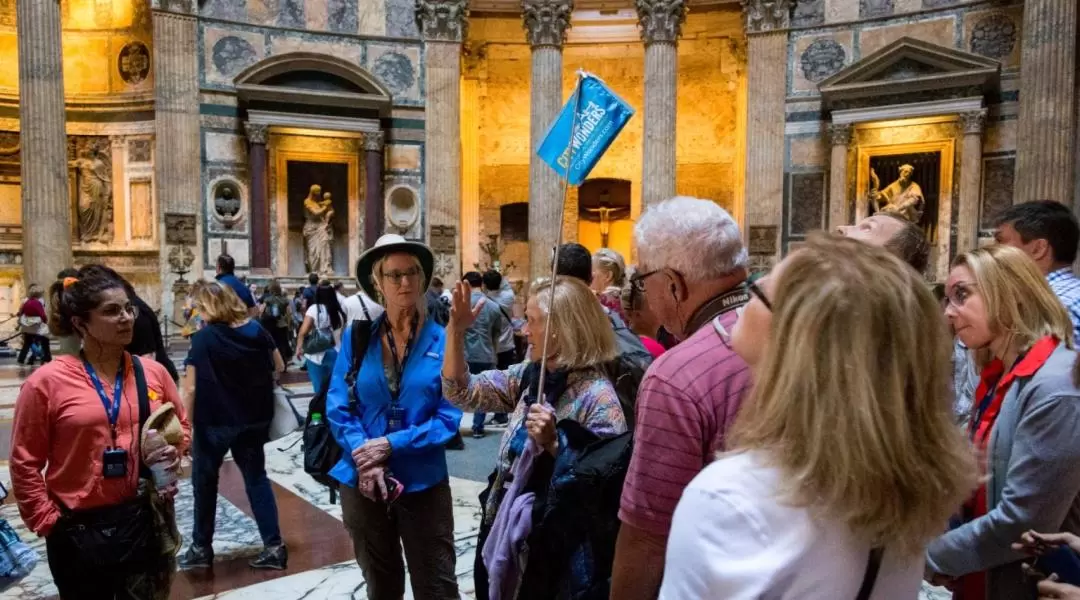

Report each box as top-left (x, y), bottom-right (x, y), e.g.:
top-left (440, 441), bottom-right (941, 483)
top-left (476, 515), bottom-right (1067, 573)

top-left (482, 435), bottom-right (542, 600)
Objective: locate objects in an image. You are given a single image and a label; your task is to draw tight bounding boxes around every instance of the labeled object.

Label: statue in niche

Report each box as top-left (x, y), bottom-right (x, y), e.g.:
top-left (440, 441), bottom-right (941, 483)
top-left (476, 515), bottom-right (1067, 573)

top-left (584, 203), bottom-right (628, 248)
top-left (302, 184), bottom-right (334, 276)
top-left (71, 138), bottom-right (113, 243)
top-left (870, 164), bottom-right (925, 223)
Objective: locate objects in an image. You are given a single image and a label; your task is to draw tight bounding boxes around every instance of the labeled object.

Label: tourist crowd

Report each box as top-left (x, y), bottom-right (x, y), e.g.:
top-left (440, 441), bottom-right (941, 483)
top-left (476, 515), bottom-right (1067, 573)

top-left (6, 196), bottom-right (1080, 600)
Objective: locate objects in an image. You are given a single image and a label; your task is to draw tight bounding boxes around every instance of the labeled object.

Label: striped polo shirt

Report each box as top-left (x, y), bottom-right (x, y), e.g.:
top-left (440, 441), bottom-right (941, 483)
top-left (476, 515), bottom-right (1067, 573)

top-left (619, 309), bottom-right (751, 536)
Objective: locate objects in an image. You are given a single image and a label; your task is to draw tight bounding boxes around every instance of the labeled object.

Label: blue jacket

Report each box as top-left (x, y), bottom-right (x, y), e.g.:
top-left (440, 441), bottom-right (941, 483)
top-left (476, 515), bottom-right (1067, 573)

top-left (216, 273), bottom-right (255, 308)
top-left (325, 318), bottom-right (462, 492)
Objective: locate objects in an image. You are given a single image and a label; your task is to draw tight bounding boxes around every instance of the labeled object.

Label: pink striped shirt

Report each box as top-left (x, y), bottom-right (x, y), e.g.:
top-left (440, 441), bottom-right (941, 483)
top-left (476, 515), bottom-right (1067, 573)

top-left (618, 310), bottom-right (751, 536)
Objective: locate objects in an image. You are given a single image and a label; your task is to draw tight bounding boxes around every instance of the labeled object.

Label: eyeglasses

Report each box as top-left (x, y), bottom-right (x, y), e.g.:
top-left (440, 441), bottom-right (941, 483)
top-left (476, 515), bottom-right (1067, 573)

top-left (629, 269), bottom-right (661, 293)
top-left (748, 279), bottom-right (772, 311)
top-left (381, 267), bottom-right (421, 285)
top-left (945, 282), bottom-right (978, 309)
top-left (98, 303), bottom-right (139, 320)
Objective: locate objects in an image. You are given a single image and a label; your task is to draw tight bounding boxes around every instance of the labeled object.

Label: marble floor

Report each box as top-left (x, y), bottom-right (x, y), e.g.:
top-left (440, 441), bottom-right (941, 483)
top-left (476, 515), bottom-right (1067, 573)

top-left (0, 347), bottom-right (951, 600)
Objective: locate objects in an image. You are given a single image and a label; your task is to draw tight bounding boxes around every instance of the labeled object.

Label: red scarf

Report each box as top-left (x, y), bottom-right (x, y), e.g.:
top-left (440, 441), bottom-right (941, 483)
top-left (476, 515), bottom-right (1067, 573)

top-left (956, 335), bottom-right (1058, 600)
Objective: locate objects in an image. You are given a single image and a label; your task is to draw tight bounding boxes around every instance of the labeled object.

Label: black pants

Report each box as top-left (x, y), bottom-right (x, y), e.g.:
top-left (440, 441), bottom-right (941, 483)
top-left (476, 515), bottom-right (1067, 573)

top-left (340, 479), bottom-right (459, 600)
top-left (46, 522), bottom-right (174, 600)
top-left (264, 324), bottom-right (292, 363)
top-left (18, 333), bottom-right (51, 364)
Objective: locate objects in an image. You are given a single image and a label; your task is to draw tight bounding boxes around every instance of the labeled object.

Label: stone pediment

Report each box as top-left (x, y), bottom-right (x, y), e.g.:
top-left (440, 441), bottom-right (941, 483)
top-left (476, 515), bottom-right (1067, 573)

top-left (234, 52), bottom-right (392, 116)
top-left (820, 37), bottom-right (1000, 109)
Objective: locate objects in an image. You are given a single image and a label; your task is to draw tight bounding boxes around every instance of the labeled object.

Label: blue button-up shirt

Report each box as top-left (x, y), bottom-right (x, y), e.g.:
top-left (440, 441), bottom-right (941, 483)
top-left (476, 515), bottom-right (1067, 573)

top-left (1047, 267), bottom-right (1080, 342)
top-left (216, 273), bottom-right (255, 308)
top-left (325, 318), bottom-right (462, 492)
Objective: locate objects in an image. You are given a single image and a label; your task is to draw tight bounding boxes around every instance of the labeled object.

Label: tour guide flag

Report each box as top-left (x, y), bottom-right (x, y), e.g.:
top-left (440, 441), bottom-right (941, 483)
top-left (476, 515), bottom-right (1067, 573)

top-left (537, 72), bottom-right (634, 186)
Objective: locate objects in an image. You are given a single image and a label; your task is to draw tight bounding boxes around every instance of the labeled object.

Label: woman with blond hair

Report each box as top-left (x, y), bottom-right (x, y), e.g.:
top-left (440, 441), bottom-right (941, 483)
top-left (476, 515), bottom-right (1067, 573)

top-left (445, 275), bottom-right (627, 599)
top-left (591, 248), bottom-right (629, 322)
top-left (660, 234), bottom-right (976, 599)
top-left (178, 281), bottom-right (287, 571)
top-left (924, 244), bottom-right (1080, 600)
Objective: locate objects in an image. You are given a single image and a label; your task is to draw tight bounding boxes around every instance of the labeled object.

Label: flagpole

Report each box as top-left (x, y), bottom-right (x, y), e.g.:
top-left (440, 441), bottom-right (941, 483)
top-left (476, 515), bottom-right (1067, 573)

top-left (535, 70), bottom-right (585, 406)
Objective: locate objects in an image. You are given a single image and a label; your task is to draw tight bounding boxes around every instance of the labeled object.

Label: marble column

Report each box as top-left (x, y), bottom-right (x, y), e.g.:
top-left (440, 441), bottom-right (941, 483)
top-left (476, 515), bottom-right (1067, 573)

top-left (637, 0), bottom-right (686, 210)
top-left (363, 131), bottom-right (385, 250)
top-left (417, 0), bottom-right (468, 282)
top-left (741, 0), bottom-right (791, 267)
top-left (827, 123), bottom-right (852, 229)
top-left (1014, 0), bottom-right (1077, 205)
top-left (523, 0), bottom-right (572, 283)
top-left (245, 123), bottom-right (270, 272)
top-left (958, 111), bottom-right (986, 253)
top-left (154, 6), bottom-right (201, 315)
top-left (16, 0), bottom-right (72, 288)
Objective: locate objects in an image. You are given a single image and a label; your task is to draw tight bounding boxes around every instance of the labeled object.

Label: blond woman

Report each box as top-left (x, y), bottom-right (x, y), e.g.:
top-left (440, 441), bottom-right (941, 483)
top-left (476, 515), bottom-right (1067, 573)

top-left (591, 248), bottom-right (628, 322)
top-left (444, 275), bottom-right (626, 599)
top-left (926, 245), bottom-right (1080, 600)
top-left (179, 281), bottom-right (287, 571)
top-left (660, 234), bottom-right (976, 599)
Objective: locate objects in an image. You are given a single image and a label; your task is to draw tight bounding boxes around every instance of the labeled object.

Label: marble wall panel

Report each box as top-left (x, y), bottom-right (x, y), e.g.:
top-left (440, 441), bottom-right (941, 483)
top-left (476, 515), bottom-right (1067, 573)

top-left (790, 135), bottom-right (828, 168)
top-left (267, 32), bottom-right (364, 68)
top-left (860, 0), bottom-right (894, 19)
top-left (366, 43), bottom-right (422, 103)
top-left (789, 171), bottom-right (826, 235)
top-left (894, 0), bottom-right (921, 14)
top-left (387, 143), bottom-right (421, 172)
top-left (983, 119), bottom-right (1016, 154)
top-left (279, 0), bottom-right (305, 29)
top-left (385, 0), bottom-right (420, 38)
top-left (793, 0), bottom-right (826, 27)
top-left (678, 163), bottom-right (736, 210)
top-left (245, 0), bottom-right (277, 27)
top-left (980, 156), bottom-right (1014, 230)
top-left (825, 0), bottom-right (859, 24)
top-left (205, 132), bottom-right (249, 164)
top-left (677, 37), bottom-right (743, 166)
top-left (130, 180), bottom-right (153, 240)
top-left (792, 31), bottom-right (853, 94)
top-left (964, 7), bottom-right (1023, 69)
top-left (358, 0), bottom-right (387, 36)
top-left (203, 27), bottom-right (266, 86)
top-left (203, 0), bottom-right (247, 21)
top-left (922, 0), bottom-right (961, 7)
top-left (858, 16), bottom-right (957, 57)
top-left (328, 0), bottom-right (360, 34)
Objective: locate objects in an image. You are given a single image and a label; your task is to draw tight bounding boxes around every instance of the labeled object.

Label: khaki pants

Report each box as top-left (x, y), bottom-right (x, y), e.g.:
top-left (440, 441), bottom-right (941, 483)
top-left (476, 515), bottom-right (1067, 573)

top-left (340, 479), bottom-right (459, 600)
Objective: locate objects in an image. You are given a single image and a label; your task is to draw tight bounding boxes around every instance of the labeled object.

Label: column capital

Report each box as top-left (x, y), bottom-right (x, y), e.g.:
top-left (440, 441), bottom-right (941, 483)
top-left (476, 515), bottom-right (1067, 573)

top-left (363, 131), bottom-right (386, 152)
top-left (522, 0), bottom-right (573, 49)
top-left (636, 0), bottom-right (687, 45)
top-left (827, 122), bottom-right (852, 147)
top-left (741, 0), bottom-right (792, 33)
top-left (243, 122), bottom-right (268, 145)
top-left (959, 110), bottom-right (987, 135)
top-left (415, 0), bottom-right (469, 43)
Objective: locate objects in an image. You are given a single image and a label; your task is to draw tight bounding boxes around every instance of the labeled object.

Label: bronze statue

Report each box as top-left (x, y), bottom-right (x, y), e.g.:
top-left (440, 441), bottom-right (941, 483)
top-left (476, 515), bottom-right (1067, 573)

top-left (870, 164), bottom-right (925, 223)
top-left (302, 184), bottom-right (334, 275)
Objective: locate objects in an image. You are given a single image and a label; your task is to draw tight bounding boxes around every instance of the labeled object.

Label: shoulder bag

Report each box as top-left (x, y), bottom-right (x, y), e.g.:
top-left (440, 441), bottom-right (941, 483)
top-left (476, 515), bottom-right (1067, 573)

top-left (855, 547), bottom-right (884, 600)
top-left (303, 307), bottom-right (335, 355)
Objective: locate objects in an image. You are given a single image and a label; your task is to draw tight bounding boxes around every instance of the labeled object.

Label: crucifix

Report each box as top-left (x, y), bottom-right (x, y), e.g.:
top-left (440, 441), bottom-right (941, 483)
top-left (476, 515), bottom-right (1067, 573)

top-left (584, 203), bottom-right (628, 247)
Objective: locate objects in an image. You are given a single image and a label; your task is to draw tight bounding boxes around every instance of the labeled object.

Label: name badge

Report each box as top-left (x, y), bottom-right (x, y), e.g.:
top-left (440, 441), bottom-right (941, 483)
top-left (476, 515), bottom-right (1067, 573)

top-left (387, 405), bottom-right (406, 433)
top-left (425, 352), bottom-right (440, 359)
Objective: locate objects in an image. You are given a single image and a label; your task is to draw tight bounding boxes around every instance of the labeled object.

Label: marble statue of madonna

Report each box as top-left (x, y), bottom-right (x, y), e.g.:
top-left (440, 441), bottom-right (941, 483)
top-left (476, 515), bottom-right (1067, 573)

top-left (303, 184), bottom-right (335, 276)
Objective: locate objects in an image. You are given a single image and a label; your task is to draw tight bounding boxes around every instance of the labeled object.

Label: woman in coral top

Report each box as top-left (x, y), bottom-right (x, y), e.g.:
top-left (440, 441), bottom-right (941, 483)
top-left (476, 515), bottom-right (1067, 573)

top-left (10, 267), bottom-right (190, 600)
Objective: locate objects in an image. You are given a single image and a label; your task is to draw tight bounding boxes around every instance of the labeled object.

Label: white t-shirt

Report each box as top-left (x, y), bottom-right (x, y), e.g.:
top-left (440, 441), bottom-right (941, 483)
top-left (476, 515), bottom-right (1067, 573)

top-left (659, 450), bottom-right (923, 600)
top-left (303, 305), bottom-right (342, 364)
top-left (341, 292), bottom-right (385, 325)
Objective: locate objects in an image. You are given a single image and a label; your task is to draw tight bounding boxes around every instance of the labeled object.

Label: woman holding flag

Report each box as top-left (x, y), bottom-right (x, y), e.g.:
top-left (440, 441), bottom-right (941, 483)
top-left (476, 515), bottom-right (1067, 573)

top-left (443, 276), bottom-right (626, 599)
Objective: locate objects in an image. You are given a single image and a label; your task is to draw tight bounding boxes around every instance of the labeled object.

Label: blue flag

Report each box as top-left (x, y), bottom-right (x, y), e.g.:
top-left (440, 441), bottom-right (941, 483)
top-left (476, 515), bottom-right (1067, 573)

top-left (537, 73), bottom-right (634, 185)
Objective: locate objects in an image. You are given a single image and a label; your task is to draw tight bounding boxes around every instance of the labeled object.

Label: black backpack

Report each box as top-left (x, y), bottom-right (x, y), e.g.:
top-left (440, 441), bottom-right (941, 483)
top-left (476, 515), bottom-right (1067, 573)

top-left (302, 316), bottom-right (374, 503)
top-left (601, 309), bottom-right (653, 430)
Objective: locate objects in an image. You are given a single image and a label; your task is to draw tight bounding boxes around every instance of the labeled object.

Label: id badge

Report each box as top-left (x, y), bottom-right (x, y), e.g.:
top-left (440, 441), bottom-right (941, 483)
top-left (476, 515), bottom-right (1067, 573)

top-left (387, 405), bottom-right (405, 433)
top-left (102, 448), bottom-right (128, 479)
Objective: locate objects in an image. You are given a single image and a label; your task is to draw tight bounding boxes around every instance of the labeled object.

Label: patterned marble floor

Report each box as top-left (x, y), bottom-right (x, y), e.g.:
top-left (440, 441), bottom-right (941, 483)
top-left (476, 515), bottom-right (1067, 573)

top-left (0, 350), bottom-right (952, 600)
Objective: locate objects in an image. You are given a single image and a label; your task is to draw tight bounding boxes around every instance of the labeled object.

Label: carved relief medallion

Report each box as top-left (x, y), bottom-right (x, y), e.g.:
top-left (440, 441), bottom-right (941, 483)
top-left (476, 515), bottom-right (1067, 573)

top-left (800, 39), bottom-right (846, 83)
top-left (118, 41), bottom-right (151, 85)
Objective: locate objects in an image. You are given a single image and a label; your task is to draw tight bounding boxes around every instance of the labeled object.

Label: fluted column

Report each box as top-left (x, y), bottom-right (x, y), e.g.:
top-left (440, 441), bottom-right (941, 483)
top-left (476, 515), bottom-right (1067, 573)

top-left (742, 0), bottom-right (791, 266)
top-left (363, 131), bottom-right (385, 250)
top-left (637, 0), bottom-right (686, 210)
top-left (245, 123), bottom-right (270, 271)
top-left (523, 0), bottom-right (572, 282)
top-left (17, 0), bottom-right (72, 288)
top-left (1014, 0), bottom-right (1077, 205)
top-left (827, 123), bottom-right (852, 228)
top-left (417, 0), bottom-right (468, 282)
top-left (154, 6), bottom-right (201, 315)
top-left (958, 111), bottom-right (986, 253)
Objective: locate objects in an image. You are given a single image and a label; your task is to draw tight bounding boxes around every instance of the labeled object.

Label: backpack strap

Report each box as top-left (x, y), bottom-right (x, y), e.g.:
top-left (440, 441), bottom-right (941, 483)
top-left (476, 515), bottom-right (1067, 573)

top-left (131, 355), bottom-right (153, 480)
top-left (344, 318), bottom-right (371, 395)
top-left (854, 547), bottom-right (884, 600)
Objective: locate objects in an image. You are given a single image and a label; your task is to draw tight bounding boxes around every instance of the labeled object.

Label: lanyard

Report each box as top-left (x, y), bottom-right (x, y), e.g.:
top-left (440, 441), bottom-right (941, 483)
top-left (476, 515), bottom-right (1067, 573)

top-left (82, 354), bottom-right (125, 447)
top-left (384, 313), bottom-right (418, 401)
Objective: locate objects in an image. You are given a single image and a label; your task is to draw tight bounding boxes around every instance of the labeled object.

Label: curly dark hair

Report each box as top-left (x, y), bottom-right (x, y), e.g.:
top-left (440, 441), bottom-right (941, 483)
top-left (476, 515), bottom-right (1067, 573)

top-left (49, 265), bottom-right (129, 337)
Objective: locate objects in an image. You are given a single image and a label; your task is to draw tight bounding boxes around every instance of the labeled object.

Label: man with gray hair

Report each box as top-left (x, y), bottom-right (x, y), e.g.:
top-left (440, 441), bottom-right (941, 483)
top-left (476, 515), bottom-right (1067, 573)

top-left (611, 196), bottom-right (753, 599)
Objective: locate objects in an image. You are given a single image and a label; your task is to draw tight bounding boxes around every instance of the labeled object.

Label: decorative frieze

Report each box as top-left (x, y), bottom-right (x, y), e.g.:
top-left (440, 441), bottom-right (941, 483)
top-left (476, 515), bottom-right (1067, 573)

top-left (636, 0), bottom-right (687, 45)
top-left (741, 0), bottom-right (791, 34)
top-left (522, 0), bottom-right (573, 48)
top-left (415, 0), bottom-right (469, 43)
